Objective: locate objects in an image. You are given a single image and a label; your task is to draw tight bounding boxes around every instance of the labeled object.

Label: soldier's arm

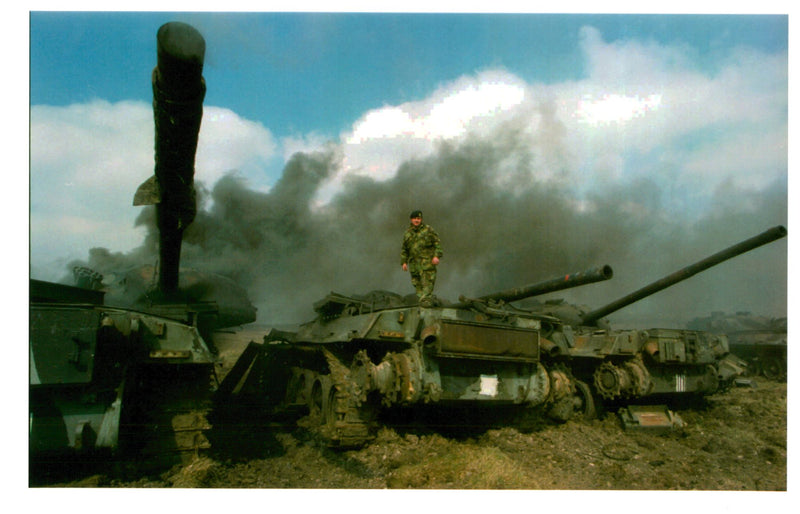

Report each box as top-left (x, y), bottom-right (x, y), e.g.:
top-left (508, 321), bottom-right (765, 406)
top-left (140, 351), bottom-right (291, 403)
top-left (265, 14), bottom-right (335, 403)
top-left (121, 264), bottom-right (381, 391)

top-left (431, 228), bottom-right (443, 258)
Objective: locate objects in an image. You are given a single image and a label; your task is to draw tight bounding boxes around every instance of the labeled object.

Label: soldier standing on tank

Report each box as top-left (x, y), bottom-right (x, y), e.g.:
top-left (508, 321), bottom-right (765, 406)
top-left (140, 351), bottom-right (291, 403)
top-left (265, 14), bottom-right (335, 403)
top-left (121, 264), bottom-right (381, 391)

top-left (401, 210), bottom-right (443, 307)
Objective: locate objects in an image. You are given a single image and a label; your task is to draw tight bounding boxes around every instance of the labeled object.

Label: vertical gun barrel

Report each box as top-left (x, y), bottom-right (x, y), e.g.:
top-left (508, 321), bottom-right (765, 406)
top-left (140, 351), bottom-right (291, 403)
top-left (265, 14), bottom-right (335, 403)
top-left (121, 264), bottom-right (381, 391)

top-left (580, 225), bottom-right (787, 325)
top-left (151, 21), bottom-right (206, 295)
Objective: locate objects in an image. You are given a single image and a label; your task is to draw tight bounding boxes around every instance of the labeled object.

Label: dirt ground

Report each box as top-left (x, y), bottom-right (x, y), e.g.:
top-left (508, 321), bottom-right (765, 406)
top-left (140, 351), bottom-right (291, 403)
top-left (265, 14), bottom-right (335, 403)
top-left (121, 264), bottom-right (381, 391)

top-left (32, 327), bottom-right (788, 495)
top-left (87, 380), bottom-right (786, 491)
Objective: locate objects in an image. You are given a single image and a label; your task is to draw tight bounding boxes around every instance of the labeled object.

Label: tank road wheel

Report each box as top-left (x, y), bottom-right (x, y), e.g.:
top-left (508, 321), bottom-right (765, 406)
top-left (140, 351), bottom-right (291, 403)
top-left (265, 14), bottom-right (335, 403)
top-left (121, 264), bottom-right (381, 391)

top-left (305, 375), bottom-right (374, 448)
top-left (761, 357), bottom-right (786, 381)
top-left (308, 376), bottom-right (332, 423)
top-left (572, 380), bottom-right (597, 420)
top-left (549, 379), bottom-right (597, 423)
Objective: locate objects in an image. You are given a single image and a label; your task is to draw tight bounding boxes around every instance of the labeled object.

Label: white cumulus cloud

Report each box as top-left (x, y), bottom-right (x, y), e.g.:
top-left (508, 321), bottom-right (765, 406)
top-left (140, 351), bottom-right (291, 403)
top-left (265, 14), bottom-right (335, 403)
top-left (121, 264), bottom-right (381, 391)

top-left (301, 26), bottom-right (785, 212)
top-left (30, 100), bottom-right (277, 280)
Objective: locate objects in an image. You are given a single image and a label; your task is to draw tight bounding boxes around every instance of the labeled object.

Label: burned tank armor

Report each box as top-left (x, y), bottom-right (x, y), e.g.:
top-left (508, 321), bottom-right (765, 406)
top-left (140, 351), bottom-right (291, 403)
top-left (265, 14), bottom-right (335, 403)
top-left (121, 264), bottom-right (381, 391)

top-left (31, 23), bottom-right (227, 476)
top-left (218, 226), bottom-right (785, 446)
top-left (688, 311), bottom-right (787, 381)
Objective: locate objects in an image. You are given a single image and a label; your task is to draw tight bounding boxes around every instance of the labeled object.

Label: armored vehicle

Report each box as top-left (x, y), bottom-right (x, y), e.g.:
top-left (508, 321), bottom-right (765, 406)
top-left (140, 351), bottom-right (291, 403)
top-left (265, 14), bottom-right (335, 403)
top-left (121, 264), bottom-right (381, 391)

top-left (687, 312), bottom-right (787, 380)
top-left (218, 226), bottom-right (785, 446)
top-left (30, 279), bottom-right (217, 465)
top-left (529, 225), bottom-right (786, 405)
top-left (71, 263), bottom-right (257, 345)
top-left (217, 267), bottom-right (614, 447)
top-left (30, 22), bottom-right (225, 472)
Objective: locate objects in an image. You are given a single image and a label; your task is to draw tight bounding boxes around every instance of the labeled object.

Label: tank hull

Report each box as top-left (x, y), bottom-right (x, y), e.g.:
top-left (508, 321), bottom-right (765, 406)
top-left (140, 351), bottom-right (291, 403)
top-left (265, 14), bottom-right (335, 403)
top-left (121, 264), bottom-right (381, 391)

top-left (217, 294), bottom-right (742, 446)
top-left (219, 302), bottom-right (565, 446)
top-left (29, 281), bottom-right (217, 470)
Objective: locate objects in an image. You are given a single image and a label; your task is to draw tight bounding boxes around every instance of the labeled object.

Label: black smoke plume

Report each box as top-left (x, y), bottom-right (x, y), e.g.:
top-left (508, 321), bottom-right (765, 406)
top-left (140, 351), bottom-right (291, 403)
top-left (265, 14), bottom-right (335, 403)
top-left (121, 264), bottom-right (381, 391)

top-left (74, 118), bottom-right (788, 327)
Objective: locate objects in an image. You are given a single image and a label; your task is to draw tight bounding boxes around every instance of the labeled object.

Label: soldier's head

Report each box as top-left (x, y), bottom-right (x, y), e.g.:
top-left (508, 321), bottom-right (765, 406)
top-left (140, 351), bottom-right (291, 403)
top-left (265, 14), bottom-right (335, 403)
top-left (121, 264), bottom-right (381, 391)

top-left (409, 210), bottom-right (423, 226)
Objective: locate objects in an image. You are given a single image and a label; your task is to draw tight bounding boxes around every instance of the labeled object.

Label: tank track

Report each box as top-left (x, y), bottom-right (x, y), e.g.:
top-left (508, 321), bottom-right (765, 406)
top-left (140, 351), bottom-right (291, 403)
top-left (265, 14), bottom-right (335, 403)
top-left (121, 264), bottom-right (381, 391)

top-left (298, 347), bottom-right (377, 448)
top-left (742, 354), bottom-right (787, 381)
top-left (121, 363), bottom-right (216, 468)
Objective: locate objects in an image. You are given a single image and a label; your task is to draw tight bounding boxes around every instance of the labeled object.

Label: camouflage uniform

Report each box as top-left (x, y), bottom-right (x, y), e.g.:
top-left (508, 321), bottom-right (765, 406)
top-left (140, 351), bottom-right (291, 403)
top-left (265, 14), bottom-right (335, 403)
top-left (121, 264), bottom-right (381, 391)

top-left (401, 221), bottom-right (443, 306)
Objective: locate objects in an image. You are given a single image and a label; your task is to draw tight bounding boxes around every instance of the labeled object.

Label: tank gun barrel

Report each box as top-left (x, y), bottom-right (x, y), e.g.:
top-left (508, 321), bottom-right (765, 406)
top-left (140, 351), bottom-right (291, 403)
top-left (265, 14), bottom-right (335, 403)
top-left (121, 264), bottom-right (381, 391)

top-left (134, 22), bottom-right (206, 296)
top-left (581, 225), bottom-right (787, 326)
top-left (457, 265), bottom-right (613, 308)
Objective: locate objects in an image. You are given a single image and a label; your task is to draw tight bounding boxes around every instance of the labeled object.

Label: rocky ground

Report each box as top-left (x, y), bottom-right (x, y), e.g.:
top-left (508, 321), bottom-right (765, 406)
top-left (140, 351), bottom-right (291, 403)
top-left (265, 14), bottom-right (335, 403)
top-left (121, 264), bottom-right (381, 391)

top-left (31, 327), bottom-right (789, 501)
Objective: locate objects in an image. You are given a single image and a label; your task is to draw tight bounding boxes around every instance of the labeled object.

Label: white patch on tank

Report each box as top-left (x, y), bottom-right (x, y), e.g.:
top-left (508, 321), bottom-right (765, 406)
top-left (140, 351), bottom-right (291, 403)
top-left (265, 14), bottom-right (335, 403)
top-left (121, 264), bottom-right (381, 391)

top-left (480, 374), bottom-right (499, 396)
top-left (675, 374), bottom-right (686, 392)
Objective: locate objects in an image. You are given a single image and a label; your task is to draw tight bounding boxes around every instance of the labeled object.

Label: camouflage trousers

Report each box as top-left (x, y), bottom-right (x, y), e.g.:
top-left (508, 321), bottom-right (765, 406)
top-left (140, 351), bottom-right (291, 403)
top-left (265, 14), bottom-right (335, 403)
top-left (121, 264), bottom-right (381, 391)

top-left (410, 269), bottom-right (437, 306)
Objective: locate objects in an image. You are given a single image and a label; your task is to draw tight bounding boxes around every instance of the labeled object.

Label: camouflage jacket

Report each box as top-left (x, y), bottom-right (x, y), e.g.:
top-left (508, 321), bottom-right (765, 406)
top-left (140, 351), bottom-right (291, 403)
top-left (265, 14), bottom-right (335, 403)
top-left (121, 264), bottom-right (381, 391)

top-left (401, 222), bottom-right (443, 271)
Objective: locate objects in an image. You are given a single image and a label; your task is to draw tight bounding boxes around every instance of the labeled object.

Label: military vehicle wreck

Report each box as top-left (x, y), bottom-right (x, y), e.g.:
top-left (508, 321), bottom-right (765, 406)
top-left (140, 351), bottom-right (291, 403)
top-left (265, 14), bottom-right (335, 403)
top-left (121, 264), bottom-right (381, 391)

top-left (688, 311), bottom-right (787, 380)
top-left (217, 226), bottom-right (786, 446)
top-left (29, 22), bottom-right (227, 469)
top-left (71, 263), bottom-right (257, 344)
top-left (30, 279), bottom-right (217, 461)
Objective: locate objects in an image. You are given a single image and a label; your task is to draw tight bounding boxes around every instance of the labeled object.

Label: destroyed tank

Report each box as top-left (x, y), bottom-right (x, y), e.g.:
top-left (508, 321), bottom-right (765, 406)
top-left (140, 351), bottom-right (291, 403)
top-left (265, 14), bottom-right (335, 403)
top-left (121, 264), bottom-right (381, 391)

top-left (217, 267), bottom-right (614, 447)
top-left (30, 279), bottom-right (216, 467)
top-left (218, 225), bottom-right (785, 446)
top-left (526, 225), bottom-right (787, 406)
top-left (71, 263), bottom-right (257, 344)
top-left (30, 22), bottom-right (224, 474)
top-left (687, 312), bottom-right (787, 380)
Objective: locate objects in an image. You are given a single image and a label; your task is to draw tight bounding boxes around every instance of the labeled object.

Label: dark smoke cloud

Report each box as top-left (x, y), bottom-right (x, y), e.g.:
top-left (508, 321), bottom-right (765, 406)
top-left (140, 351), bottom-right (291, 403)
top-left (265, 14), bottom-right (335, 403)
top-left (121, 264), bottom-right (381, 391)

top-left (72, 114), bottom-right (787, 328)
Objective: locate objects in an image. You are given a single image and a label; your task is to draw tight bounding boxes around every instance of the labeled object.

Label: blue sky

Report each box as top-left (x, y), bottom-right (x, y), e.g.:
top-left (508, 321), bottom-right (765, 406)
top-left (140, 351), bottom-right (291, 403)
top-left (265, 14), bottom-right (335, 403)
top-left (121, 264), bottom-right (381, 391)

top-left (31, 12), bottom-right (788, 139)
top-left (26, 6), bottom-right (790, 328)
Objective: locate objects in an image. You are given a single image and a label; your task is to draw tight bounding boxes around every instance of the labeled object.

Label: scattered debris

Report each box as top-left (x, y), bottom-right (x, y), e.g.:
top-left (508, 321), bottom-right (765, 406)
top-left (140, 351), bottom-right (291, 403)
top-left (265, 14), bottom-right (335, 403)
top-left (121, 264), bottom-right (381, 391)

top-left (618, 405), bottom-right (685, 433)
